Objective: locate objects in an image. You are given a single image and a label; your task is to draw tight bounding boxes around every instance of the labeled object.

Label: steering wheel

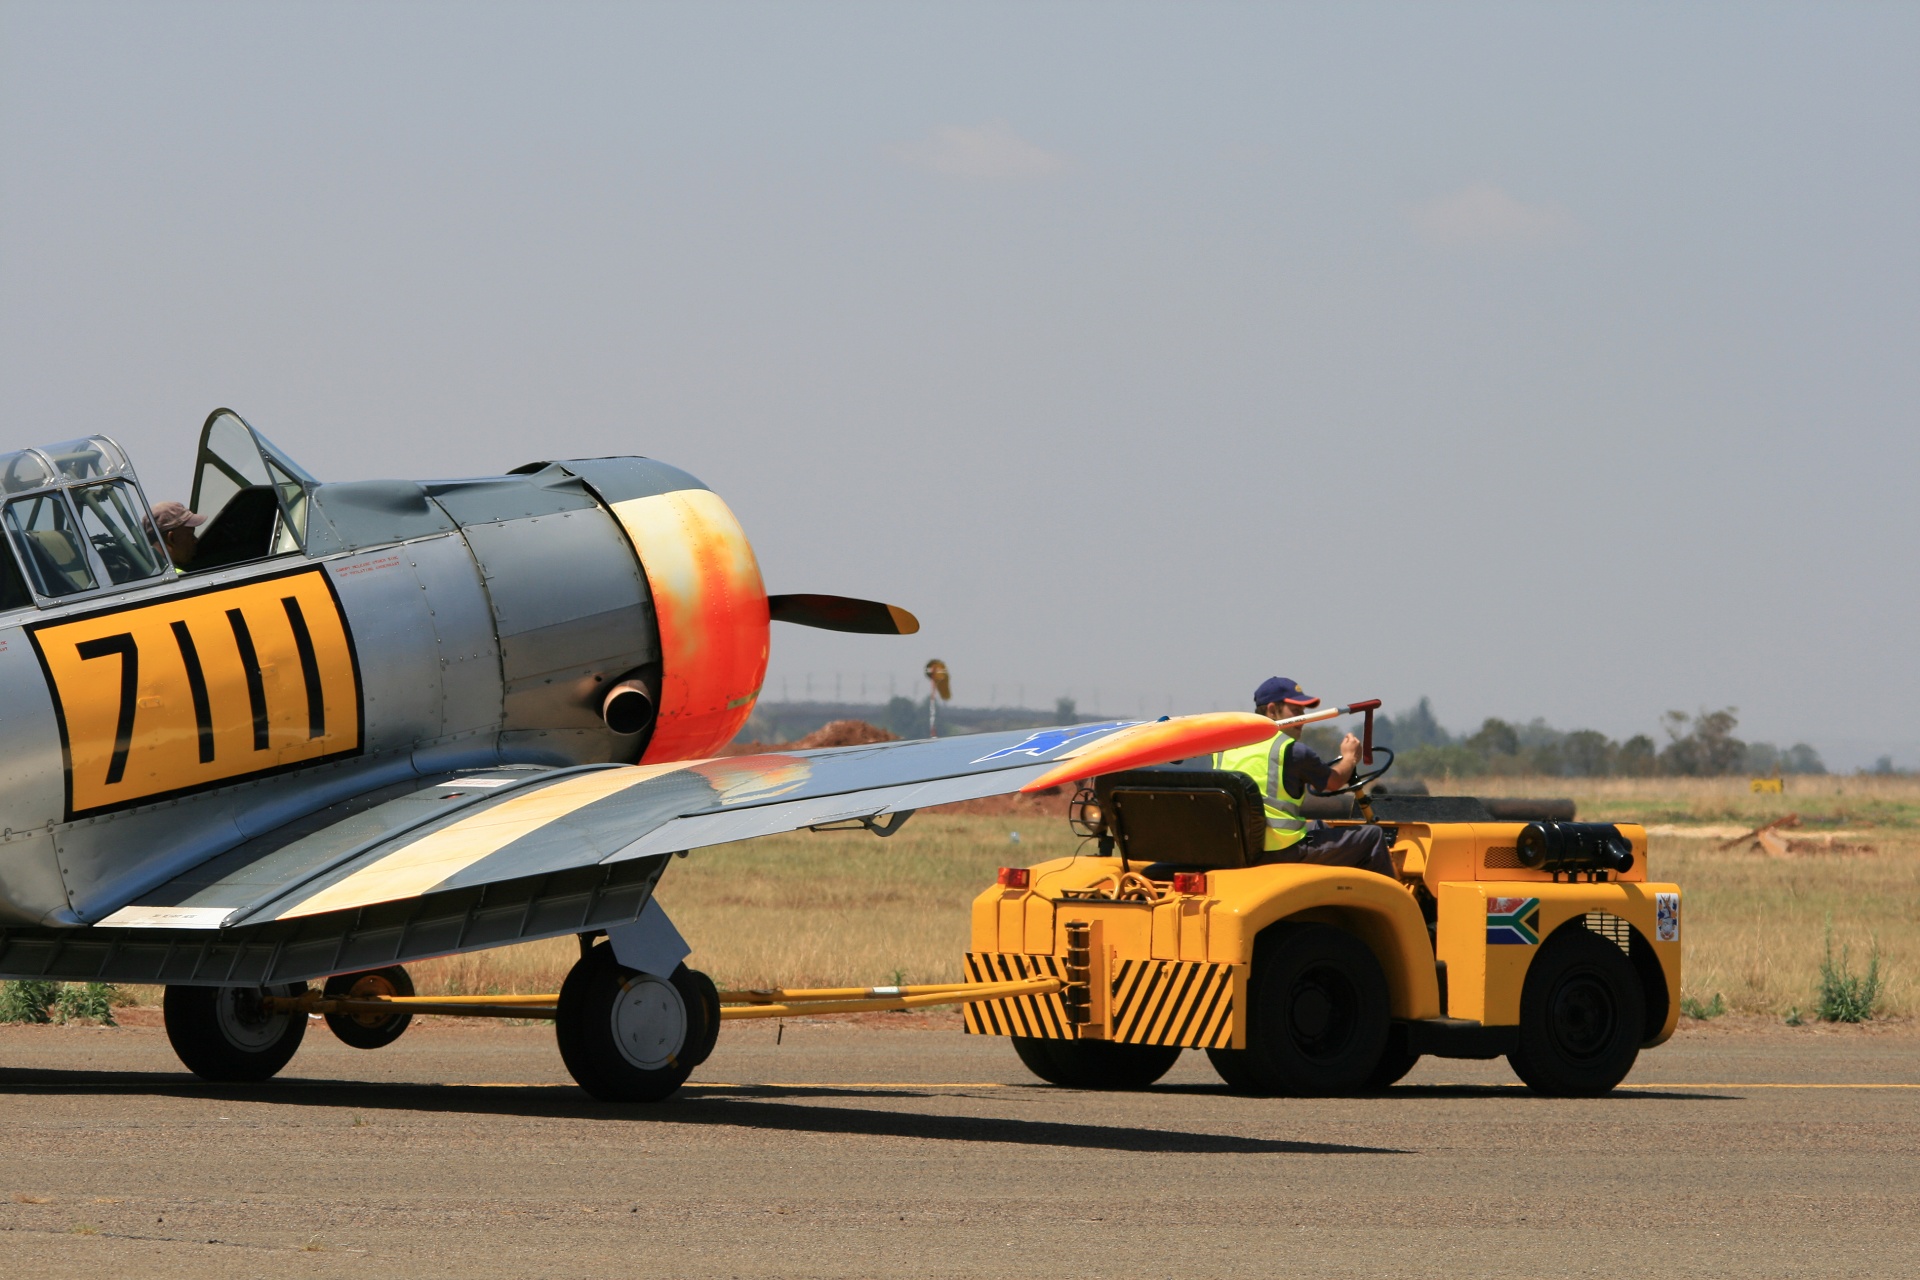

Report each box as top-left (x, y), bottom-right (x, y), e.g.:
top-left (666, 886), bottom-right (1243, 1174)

top-left (1310, 746), bottom-right (1394, 798)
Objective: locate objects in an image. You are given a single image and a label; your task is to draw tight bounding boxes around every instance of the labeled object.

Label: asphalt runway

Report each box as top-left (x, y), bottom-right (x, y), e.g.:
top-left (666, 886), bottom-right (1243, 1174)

top-left (2, 1013), bottom-right (1916, 1278)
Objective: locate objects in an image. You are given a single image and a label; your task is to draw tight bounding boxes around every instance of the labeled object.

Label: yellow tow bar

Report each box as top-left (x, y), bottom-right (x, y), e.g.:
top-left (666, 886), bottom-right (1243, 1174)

top-left (264, 977), bottom-right (1061, 1022)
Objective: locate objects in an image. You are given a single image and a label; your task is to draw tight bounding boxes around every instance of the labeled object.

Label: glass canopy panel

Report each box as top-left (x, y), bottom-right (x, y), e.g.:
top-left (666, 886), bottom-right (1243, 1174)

top-left (192, 412), bottom-right (273, 525)
top-left (0, 450), bottom-right (56, 495)
top-left (40, 437), bottom-right (129, 484)
top-left (72, 480), bottom-right (167, 585)
top-left (6, 492), bottom-right (98, 597)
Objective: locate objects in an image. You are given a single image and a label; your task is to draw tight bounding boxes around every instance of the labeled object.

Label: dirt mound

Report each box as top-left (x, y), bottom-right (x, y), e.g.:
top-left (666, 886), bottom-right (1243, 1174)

top-left (793, 719), bottom-right (899, 749)
top-left (720, 719), bottom-right (899, 756)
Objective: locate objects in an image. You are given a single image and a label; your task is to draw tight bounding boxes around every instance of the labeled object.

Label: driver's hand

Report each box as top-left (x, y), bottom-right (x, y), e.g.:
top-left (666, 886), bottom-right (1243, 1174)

top-left (1339, 733), bottom-right (1361, 765)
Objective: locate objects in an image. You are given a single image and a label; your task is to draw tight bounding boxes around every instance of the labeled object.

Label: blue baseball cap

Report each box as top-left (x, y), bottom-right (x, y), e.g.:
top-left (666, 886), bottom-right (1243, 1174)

top-left (1254, 677), bottom-right (1319, 710)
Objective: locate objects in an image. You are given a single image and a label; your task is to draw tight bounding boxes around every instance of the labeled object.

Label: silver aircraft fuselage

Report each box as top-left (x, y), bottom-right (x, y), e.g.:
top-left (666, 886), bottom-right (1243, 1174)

top-left (0, 416), bottom-right (770, 929)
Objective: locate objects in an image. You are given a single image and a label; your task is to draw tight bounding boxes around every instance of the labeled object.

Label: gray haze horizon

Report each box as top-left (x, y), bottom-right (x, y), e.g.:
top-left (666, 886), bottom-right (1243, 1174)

top-left (2, 3), bottom-right (1914, 769)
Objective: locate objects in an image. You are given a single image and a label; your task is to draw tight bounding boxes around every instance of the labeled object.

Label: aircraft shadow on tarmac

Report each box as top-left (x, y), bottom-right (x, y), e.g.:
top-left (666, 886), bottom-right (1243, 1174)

top-left (0, 1070), bottom-right (1389, 1154)
top-left (0, 1069), bottom-right (1731, 1148)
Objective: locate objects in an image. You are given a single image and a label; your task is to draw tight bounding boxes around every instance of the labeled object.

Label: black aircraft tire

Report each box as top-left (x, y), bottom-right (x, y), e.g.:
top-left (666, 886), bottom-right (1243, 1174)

top-left (1364, 1023), bottom-right (1422, 1091)
top-left (163, 983), bottom-right (309, 1083)
top-left (1508, 927), bottom-right (1644, 1097)
top-left (555, 945), bottom-right (709, 1103)
top-left (1010, 1036), bottom-right (1181, 1090)
top-left (1242, 924), bottom-right (1391, 1095)
top-left (322, 966), bottom-right (415, 1050)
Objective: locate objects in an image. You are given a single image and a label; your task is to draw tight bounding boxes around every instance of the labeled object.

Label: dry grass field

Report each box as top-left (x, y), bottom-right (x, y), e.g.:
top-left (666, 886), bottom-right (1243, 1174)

top-left (399, 774), bottom-right (1920, 1021)
top-left (405, 774), bottom-right (1920, 1020)
top-left (340, 774), bottom-right (1919, 1023)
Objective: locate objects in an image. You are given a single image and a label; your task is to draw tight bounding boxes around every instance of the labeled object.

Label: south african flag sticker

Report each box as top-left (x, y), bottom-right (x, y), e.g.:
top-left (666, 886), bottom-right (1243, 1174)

top-left (1487, 896), bottom-right (1542, 945)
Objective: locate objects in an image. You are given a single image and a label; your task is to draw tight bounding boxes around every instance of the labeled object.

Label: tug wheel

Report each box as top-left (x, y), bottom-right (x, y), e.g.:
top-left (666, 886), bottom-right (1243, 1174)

top-left (554, 943), bottom-right (713, 1102)
top-left (1010, 1037), bottom-right (1181, 1090)
top-left (163, 983), bottom-right (309, 1082)
top-left (1236, 923), bottom-right (1390, 1095)
top-left (1364, 1023), bottom-right (1422, 1091)
top-left (1508, 927), bottom-right (1643, 1096)
top-left (323, 966), bottom-right (415, 1050)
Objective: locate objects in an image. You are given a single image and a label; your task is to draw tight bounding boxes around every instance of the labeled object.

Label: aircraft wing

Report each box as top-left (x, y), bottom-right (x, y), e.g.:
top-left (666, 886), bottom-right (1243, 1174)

top-left (96, 712), bottom-right (1275, 931)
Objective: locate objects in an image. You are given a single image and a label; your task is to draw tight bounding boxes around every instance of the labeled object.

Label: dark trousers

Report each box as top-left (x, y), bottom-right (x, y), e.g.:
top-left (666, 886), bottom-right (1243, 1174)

top-left (1263, 821), bottom-right (1396, 878)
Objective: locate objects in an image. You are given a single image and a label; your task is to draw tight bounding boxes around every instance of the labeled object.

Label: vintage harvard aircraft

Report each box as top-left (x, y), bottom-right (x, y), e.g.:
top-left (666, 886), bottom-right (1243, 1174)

top-left (0, 411), bottom-right (1276, 1099)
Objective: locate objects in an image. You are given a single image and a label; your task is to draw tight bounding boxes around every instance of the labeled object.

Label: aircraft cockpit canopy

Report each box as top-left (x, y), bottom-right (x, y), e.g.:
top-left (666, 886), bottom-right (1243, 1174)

top-left (188, 410), bottom-right (319, 570)
top-left (0, 436), bottom-right (169, 609)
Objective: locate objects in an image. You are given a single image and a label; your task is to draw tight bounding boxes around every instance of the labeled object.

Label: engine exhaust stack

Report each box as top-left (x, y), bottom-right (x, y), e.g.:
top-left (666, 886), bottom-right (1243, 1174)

top-left (602, 676), bottom-right (657, 736)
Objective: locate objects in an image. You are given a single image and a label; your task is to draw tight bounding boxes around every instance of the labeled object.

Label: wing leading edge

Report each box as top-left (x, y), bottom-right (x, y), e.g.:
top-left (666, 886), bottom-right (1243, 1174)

top-left (96, 712), bottom-right (1276, 930)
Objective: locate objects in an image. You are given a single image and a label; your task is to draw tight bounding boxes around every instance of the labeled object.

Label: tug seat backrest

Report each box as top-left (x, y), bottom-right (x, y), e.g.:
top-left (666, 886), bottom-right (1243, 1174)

top-left (1093, 769), bottom-right (1267, 870)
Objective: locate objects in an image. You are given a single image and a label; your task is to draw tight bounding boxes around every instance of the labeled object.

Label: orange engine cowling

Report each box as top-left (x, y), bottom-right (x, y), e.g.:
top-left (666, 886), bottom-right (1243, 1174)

top-left (551, 457), bottom-right (770, 763)
top-left (603, 484), bottom-right (770, 762)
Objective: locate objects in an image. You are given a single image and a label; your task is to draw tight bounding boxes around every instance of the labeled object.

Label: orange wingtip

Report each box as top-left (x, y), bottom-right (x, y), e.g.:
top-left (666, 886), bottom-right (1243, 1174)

top-left (1018, 712), bottom-right (1278, 793)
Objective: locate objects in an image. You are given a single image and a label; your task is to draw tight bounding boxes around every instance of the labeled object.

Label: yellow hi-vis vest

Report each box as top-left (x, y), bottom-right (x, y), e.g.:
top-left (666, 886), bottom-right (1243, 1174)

top-left (1215, 734), bottom-right (1309, 852)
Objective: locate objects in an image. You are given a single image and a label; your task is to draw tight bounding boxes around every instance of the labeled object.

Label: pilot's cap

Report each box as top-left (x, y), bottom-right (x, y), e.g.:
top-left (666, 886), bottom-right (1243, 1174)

top-left (151, 501), bottom-right (207, 532)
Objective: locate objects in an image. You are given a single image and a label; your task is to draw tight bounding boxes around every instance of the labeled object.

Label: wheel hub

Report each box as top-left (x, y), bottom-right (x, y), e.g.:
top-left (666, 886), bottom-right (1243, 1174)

top-left (1548, 970), bottom-right (1617, 1061)
top-left (607, 974), bottom-right (687, 1071)
top-left (1288, 966), bottom-right (1357, 1058)
top-left (214, 987), bottom-right (292, 1051)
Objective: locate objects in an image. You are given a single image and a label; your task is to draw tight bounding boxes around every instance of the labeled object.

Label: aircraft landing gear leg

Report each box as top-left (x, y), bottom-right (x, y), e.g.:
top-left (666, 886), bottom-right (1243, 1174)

top-left (554, 943), bottom-right (716, 1102)
top-left (163, 983), bottom-right (309, 1082)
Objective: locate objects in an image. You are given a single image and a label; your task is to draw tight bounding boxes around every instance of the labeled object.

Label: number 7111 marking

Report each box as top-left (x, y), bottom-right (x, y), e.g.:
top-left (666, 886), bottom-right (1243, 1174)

top-left (30, 569), bottom-right (363, 818)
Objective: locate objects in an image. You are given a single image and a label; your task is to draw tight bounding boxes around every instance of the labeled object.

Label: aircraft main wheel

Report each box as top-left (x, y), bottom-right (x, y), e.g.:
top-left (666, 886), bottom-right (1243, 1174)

top-left (1011, 1037), bottom-right (1181, 1089)
top-left (554, 944), bottom-right (714, 1102)
top-left (1240, 924), bottom-right (1391, 1095)
top-left (1364, 1023), bottom-right (1422, 1091)
top-left (1508, 927), bottom-right (1644, 1096)
top-left (163, 983), bottom-right (308, 1082)
top-left (323, 966), bottom-right (415, 1050)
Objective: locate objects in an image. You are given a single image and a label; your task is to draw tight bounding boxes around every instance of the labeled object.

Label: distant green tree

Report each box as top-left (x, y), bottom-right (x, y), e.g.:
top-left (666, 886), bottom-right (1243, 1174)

top-left (1560, 730), bottom-right (1616, 777)
top-left (1054, 697), bottom-right (1078, 725)
top-left (1783, 743), bottom-right (1826, 775)
top-left (1379, 698), bottom-right (1450, 750)
top-left (1614, 734), bottom-right (1657, 776)
top-left (1398, 743), bottom-right (1487, 778)
top-left (1468, 718), bottom-right (1521, 760)
top-left (1660, 708), bottom-right (1746, 776)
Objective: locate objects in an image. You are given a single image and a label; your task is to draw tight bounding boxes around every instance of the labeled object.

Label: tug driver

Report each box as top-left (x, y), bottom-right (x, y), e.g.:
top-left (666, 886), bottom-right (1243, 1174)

top-left (1215, 677), bottom-right (1396, 878)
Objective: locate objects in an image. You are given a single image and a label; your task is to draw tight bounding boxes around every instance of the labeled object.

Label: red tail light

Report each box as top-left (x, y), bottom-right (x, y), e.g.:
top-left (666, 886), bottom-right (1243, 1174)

top-left (1172, 872), bottom-right (1208, 895)
top-left (997, 867), bottom-right (1031, 889)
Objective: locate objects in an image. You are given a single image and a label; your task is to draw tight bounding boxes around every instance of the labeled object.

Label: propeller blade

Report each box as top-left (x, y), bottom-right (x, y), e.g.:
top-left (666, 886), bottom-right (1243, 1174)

top-left (767, 594), bottom-right (920, 635)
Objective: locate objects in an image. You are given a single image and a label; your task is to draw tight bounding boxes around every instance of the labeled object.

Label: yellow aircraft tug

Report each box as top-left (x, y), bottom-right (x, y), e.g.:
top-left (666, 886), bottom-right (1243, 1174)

top-left (963, 759), bottom-right (1681, 1097)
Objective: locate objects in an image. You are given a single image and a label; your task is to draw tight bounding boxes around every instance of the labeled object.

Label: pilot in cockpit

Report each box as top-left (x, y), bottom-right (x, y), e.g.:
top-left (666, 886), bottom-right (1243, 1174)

top-left (149, 501), bottom-right (207, 568)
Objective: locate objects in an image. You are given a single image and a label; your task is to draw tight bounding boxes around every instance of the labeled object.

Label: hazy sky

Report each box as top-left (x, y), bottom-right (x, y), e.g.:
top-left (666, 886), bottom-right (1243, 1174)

top-left (3, 3), bottom-right (1915, 767)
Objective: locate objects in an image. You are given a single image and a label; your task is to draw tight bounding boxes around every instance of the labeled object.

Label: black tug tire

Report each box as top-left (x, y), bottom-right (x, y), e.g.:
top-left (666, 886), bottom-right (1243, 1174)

top-left (1508, 926), bottom-right (1644, 1096)
top-left (1204, 1046), bottom-right (1268, 1093)
top-left (163, 983), bottom-right (309, 1082)
top-left (1364, 1023), bottom-right (1422, 1091)
top-left (1011, 1036), bottom-right (1182, 1089)
top-left (678, 965), bottom-right (721, 1068)
top-left (555, 944), bottom-right (713, 1102)
top-left (1239, 924), bottom-right (1391, 1095)
top-left (322, 966), bottom-right (415, 1050)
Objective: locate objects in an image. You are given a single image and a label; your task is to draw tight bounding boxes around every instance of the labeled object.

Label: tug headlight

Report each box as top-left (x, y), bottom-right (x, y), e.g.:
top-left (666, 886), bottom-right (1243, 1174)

top-left (1515, 822), bottom-right (1635, 875)
top-left (1068, 788), bottom-right (1107, 838)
